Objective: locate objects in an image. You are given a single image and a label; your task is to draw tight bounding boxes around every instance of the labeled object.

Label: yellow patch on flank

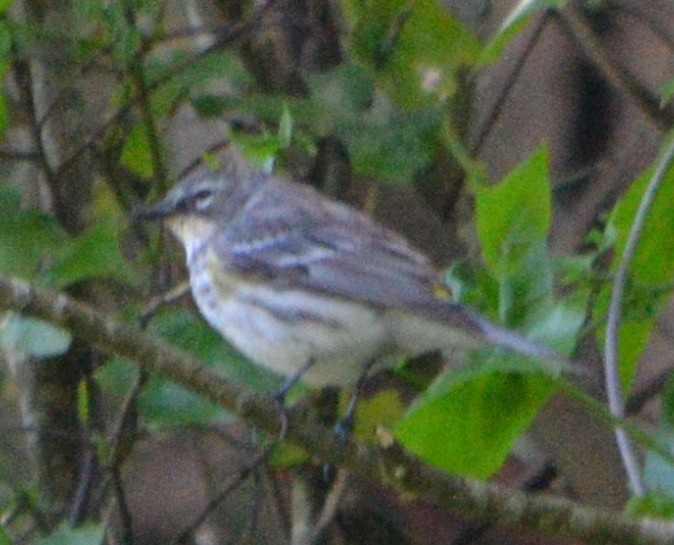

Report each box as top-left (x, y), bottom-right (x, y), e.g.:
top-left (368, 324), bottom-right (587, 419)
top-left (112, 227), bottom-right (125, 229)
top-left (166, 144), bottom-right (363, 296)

top-left (432, 284), bottom-right (451, 300)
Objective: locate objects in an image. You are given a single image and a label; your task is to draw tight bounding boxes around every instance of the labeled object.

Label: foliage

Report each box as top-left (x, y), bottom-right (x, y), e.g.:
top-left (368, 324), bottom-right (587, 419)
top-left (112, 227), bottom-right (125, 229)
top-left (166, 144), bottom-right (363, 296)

top-left (596, 154), bottom-right (674, 387)
top-left (35, 523), bottom-right (103, 545)
top-left (480, 0), bottom-right (568, 63)
top-left (0, 0), bottom-right (673, 542)
top-left (396, 148), bottom-right (584, 477)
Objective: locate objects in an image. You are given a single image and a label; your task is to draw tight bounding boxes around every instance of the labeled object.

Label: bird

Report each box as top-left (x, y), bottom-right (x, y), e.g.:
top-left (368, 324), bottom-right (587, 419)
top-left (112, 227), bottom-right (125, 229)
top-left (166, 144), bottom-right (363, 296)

top-left (138, 165), bottom-right (565, 388)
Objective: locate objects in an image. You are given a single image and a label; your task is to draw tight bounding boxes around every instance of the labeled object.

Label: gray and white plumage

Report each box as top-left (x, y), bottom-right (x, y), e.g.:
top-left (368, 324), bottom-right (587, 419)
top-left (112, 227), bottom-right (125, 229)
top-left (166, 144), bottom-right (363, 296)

top-left (141, 167), bottom-right (564, 386)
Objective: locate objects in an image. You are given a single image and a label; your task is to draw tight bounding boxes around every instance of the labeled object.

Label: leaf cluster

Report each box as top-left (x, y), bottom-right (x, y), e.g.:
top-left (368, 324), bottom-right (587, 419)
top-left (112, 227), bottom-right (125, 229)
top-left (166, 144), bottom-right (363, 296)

top-left (1, 0), bottom-right (674, 542)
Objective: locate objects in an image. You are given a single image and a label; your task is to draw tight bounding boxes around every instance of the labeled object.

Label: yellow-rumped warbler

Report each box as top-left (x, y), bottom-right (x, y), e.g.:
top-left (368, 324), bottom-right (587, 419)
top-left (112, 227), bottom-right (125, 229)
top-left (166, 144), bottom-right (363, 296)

top-left (140, 166), bottom-right (563, 387)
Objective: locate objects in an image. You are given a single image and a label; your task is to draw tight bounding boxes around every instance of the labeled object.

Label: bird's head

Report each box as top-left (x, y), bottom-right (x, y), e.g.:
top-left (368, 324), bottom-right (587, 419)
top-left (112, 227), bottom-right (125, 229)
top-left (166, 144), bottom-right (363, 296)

top-left (136, 168), bottom-right (259, 257)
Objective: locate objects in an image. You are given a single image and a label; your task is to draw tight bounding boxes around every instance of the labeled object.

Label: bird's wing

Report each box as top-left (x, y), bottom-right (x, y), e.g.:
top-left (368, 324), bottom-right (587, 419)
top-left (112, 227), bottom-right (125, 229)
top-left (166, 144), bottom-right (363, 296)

top-left (213, 181), bottom-right (452, 317)
top-left (221, 223), bottom-right (443, 311)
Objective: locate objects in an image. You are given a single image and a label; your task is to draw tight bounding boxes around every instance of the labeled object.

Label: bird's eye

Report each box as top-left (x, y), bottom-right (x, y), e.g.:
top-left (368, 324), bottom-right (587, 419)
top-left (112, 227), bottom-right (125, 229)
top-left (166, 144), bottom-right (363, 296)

top-left (192, 189), bottom-right (214, 211)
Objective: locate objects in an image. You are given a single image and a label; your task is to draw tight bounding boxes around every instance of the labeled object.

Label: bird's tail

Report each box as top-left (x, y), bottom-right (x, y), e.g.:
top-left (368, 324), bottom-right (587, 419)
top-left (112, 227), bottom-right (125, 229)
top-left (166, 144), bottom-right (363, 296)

top-left (470, 311), bottom-right (575, 374)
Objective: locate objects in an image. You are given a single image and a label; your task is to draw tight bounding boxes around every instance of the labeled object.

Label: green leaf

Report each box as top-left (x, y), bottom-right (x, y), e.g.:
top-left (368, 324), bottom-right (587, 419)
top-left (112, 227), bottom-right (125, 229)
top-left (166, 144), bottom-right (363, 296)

top-left (473, 146), bottom-right (583, 359)
top-left (124, 307), bottom-right (282, 426)
top-left (608, 166), bottom-right (674, 287)
top-left (308, 62), bottom-right (375, 113)
top-left (36, 522), bottom-right (104, 545)
top-left (349, 389), bottom-right (406, 440)
top-left (641, 373), bottom-right (674, 498)
top-left (661, 78), bottom-right (674, 107)
top-left (0, 525), bottom-right (12, 545)
top-left (0, 89), bottom-right (8, 137)
top-left (0, 23), bottom-right (11, 57)
top-left (73, 0), bottom-right (104, 30)
top-left (229, 131), bottom-right (279, 174)
top-left (496, 240), bottom-right (553, 326)
top-left (627, 491), bottom-right (674, 519)
top-left (94, 356), bottom-right (138, 396)
top-left (269, 441), bottom-right (310, 469)
top-left (526, 291), bottom-right (587, 355)
top-left (396, 364), bottom-right (555, 478)
top-left (77, 379), bottom-right (90, 425)
top-left (0, 315), bottom-right (72, 358)
top-left (400, 144), bottom-right (577, 478)
top-left (196, 61), bottom-right (441, 185)
top-left (176, 50), bottom-right (250, 95)
top-left (139, 378), bottom-right (232, 426)
top-left (308, 63), bottom-right (441, 183)
top-left (109, 8), bottom-right (141, 67)
top-left (337, 101), bottom-right (443, 184)
top-left (41, 221), bottom-right (133, 289)
top-left (0, 189), bottom-right (67, 280)
top-left (642, 421), bottom-right (674, 512)
top-left (92, 179), bottom-right (125, 220)
top-left (349, 0), bottom-right (480, 108)
top-left (191, 94), bottom-right (233, 118)
top-left (121, 123), bottom-right (154, 179)
top-left (480, 0), bottom-right (567, 64)
top-left (595, 139), bottom-right (674, 388)
top-left (476, 146), bottom-right (550, 276)
top-left (149, 51), bottom-right (246, 117)
top-left (152, 51), bottom-right (250, 119)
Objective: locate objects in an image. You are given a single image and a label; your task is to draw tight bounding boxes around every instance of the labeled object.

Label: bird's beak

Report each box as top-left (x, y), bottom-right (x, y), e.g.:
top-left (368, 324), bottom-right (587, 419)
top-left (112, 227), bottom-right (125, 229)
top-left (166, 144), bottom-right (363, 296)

top-left (133, 198), bottom-right (174, 222)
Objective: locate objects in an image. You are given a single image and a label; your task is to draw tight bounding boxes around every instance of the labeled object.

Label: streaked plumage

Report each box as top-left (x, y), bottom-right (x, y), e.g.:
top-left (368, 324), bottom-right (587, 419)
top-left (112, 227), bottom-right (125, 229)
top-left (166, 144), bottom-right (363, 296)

top-left (140, 167), bottom-right (563, 386)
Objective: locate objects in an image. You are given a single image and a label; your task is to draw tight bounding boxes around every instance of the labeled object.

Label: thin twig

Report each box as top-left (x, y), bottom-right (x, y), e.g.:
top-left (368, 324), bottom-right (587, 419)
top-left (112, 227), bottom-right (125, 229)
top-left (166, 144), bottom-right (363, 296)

top-left (608, 0), bottom-right (674, 54)
top-left (123, 3), bottom-right (169, 195)
top-left (604, 132), bottom-right (674, 497)
top-left (555, 6), bottom-right (674, 132)
top-left (67, 446), bottom-right (98, 525)
top-left (110, 465), bottom-right (133, 545)
top-left (469, 10), bottom-right (549, 155)
top-left (44, 0), bottom-right (279, 194)
top-left (168, 447), bottom-right (271, 545)
top-left (0, 148), bottom-right (41, 161)
top-left (102, 369), bottom-right (148, 535)
top-left (138, 281), bottom-right (190, 326)
top-left (293, 469), bottom-right (351, 545)
top-left (160, 22), bottom-right (236, 43)
top-left (12, 59), bottom-right (58, 194)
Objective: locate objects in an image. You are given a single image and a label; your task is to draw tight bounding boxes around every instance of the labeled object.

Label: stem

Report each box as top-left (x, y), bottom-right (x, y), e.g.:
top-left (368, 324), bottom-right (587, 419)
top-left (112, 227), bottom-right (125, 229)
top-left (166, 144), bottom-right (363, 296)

top-left (604, 132), bottom-right (674, 497)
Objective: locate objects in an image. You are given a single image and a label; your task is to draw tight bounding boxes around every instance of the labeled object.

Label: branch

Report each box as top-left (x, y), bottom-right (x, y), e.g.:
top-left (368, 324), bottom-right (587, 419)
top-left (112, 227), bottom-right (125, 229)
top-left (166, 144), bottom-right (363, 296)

top-left (555, 6), bottom-right (674, 132)
top-left (604, 132), bottom-right (674, 496)
top-left (469, 10), bottom-right (549, 155)
top-left (42, 0), bottom-right (279, 191)
top-left (1, 275), bottom-right (673, 544)
top-left (123, 3), bottom-right (169, 194)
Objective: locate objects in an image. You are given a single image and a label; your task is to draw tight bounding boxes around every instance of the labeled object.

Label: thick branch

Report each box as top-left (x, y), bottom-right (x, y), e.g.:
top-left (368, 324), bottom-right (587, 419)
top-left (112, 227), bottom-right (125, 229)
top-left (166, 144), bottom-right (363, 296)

top-left (0, 275), bottom-right (673, 545)
top-left (555, 6), bottom-right (674, 132)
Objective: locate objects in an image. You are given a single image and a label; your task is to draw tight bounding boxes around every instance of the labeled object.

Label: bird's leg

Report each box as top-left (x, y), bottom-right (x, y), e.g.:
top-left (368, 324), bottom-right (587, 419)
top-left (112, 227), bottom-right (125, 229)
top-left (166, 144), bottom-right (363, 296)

top-left (272, 358), bottom-right (317, 441)
top-left (321, 362), bottom-right (376, 481)
top-left (333, 359), bottom-right (376, 440)
top-left (139, 281), bottom-right (190, 326)
top-left (274, 358), bottom-right (317, 404)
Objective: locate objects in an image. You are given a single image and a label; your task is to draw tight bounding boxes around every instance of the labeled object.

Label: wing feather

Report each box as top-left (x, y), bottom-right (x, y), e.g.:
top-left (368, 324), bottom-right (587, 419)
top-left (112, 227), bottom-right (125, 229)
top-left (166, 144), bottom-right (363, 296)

top-left (213, 178), bottom-right (451, 317)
